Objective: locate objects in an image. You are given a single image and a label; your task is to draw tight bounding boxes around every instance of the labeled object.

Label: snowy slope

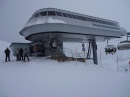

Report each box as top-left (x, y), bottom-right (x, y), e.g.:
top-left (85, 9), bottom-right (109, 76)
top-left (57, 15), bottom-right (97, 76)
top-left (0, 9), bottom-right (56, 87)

top-left (102, 55), bottom-right (130, 71)
top-left (0, 40), bottom-right (130, 97)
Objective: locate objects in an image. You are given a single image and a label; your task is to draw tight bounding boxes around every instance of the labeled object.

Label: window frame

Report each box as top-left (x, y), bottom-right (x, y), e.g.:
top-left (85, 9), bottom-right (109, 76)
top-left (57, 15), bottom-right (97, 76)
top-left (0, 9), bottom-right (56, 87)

top-left (76, 15), bottom-right (82, 20)
top-left (48, 11), bottom-right (56, 16)
top-left (62, 12), bottom-right (68, 17)
top-left (40, 11), bottom-right (47, 16)
top-left (34, 13), bottom-right (39, 18)
top-left (71, 14), bottom-right (78, 19)
top-left (67, 14), bottom-right (73, 18)
top-left (56, 11), bottom-right (63, 16)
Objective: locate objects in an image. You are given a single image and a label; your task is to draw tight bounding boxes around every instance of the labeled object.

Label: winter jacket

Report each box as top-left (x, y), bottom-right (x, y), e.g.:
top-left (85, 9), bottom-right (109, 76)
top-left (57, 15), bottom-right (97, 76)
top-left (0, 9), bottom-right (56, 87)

top-left (16, 50), bottom-right (19, 55)
top-left (23, 49), bottom-right (28, 55)
top-left (4, 49), bottom-right (11, 55)
top-left (19, 48), bottom-right (23, 55)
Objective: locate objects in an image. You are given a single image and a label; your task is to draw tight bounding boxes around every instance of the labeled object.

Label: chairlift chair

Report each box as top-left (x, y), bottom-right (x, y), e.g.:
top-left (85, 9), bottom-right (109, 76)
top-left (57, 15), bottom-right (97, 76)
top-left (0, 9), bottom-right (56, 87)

top-left (117, 41), bottom-right (130, 50)
top-left (105, 45), bottom-right (117, 50)
top-left (105, 40), bottom-right (117, 55)
top-left (117, 32), bottom-right (130, 50)
top-left (105, 45), bottom-right (117, 55)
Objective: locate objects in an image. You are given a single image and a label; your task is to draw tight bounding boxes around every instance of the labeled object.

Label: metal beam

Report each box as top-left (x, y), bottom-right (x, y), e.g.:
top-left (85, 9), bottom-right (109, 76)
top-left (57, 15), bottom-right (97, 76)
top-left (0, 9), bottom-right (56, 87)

top-left (92, 39), bottom-right (98, 65)
top-left (87, 40), bottom-right (91, 59)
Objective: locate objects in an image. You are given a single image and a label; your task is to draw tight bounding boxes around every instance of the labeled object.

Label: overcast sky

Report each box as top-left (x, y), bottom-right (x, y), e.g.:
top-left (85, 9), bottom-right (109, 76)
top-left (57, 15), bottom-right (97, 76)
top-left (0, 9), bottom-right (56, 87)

top-left (0, 0), bottom-right (130, 43)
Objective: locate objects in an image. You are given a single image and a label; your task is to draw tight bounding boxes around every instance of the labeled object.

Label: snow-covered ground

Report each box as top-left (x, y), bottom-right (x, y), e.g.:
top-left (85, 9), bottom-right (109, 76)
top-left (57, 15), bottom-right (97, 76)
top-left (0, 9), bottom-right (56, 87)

top-left (0, 40), bottom-right (130, 97)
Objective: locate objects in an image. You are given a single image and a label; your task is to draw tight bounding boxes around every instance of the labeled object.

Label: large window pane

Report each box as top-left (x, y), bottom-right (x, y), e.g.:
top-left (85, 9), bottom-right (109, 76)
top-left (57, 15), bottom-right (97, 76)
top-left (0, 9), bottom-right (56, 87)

top-left (82, 17), bottom-right (87, 21)
top-left (97, 20), bottom-right (102, 23)
top-left (48, 11), bottom-right (56, 16)
top-left (92, 19), bottom-right (97, 22)
top-left (103, 21), bottom-right (107, 24)
top-left (110, 22), bottom-right (114, 26)
top-left (79, 16), bottom-right (85, 20)
top-left (40, 11), bottom-right (47, 16)
top-left (107, 22), bottom-right (111, 25)
top-left (76, 16), bottom-right (82, 20)
top-left (56, 11), bottom-right (63, 16)
top-left (99, 20), bottom-right (105, 24)
top-left (106, 22), bottom-right (111, 25)
top-left (71, 15), bottom-right (77, 19)
top-left (34, 13), bottom-right (39, 17)
top-left (91, 19), bottom-right (96, 22)
top-left (113, 23), bottom-right (116, 26)
top-left (84, 17), bottom-right (89, 21)
top-left (67, 14), bottom-right (72, 18)
top-left (62, 13), bottom-right (68, 17)
top-left (87, 18), bottom-right (93, 22)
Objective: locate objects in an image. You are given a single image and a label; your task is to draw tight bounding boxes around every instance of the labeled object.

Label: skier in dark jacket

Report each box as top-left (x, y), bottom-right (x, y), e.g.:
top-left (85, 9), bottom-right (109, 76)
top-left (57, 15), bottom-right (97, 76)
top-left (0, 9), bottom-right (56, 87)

top-left (19, 47), bottom-right (23, 61)
top-left (23, 48), bottom-right (30, 62)
top-left (4, 48), bottom-right (11, 62)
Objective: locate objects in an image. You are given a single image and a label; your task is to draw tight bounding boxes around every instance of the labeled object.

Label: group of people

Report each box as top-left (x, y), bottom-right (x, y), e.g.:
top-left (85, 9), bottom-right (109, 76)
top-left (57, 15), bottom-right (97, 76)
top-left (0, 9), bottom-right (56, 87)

top-left (4, 47), bottom-right (30, 62)
top-left (15, 48), bottom-right (30, 62)
top-left (105, 48), bottom-right (117, 55)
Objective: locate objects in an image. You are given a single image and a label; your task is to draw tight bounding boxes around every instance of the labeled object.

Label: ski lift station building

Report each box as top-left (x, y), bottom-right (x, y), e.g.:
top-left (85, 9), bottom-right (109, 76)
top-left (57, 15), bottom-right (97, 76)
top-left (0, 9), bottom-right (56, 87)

top-left (14, 8), bottom-right (127, 64)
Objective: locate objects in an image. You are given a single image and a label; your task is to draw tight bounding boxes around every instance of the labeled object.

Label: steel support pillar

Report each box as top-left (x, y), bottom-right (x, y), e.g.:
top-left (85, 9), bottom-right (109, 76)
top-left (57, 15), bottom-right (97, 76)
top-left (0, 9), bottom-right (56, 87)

top-left (87, 41), bottom-right (91, 59)
top-left (92, 39), bottom-right (98, 65)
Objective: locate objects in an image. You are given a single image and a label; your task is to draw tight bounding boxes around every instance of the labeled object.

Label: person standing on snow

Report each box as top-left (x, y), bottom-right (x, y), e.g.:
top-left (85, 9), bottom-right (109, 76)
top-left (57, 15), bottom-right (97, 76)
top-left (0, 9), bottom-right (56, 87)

top-left (16, 48), bottom-right (20, 61)
top-left (4, 47), bottom-right (11, 62)
top-left (19, 47), bottom-right (23, 61)
top-left (23, 48), bottom-right (30, 62)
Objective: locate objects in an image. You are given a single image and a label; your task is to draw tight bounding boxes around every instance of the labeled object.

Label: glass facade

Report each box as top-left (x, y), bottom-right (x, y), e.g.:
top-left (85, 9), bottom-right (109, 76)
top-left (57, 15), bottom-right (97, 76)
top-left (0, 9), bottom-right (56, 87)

top-left (34, 11), bottom-right (117, 26)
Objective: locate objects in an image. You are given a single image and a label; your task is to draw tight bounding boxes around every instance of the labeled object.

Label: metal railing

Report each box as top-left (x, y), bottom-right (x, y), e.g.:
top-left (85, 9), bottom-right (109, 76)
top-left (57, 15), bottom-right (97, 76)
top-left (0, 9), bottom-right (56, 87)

top-left (63, 47), bottom-right (87, 58)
